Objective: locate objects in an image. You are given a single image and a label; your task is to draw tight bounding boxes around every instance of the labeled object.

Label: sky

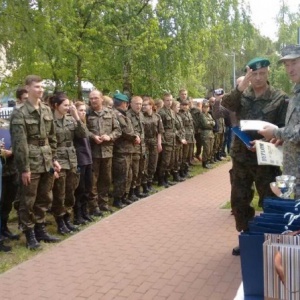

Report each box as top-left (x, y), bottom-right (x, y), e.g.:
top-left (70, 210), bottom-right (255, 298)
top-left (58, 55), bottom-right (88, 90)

top-left (246, 0), bottom-right (299, 41)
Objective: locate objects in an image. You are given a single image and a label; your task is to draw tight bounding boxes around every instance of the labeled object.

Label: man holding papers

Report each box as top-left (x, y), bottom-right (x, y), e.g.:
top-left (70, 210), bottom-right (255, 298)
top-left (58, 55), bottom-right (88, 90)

top-left (259, 44), bottom-right (300, 199)
top-left (222, 57), bottom-right (288, 255)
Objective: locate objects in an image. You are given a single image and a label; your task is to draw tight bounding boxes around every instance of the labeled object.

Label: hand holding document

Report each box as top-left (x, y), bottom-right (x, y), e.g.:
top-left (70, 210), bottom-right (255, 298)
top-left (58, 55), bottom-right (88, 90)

top-left (256, 140), bottom-right (283, 166)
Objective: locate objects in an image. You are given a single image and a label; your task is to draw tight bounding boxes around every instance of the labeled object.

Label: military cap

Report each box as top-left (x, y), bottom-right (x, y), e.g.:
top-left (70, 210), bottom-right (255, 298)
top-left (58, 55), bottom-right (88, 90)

top-left (246, 57), bottom-right (270, 71)
top-left (113, 92), bottom-right (129, 102)
top-left (202, 100), bottom-right (209, 107)
top-left (279, 44), bottom-right (300, 62)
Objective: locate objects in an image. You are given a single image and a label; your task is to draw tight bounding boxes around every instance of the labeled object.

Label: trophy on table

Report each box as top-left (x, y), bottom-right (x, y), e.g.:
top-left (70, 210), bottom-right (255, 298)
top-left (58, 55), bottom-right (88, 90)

top-left (270, 175), bottom-right (296, 199)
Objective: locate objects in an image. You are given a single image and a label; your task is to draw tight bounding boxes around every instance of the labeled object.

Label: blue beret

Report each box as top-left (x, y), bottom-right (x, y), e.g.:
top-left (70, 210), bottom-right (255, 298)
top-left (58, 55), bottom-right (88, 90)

top-left (246, 57), bottom-right (270, 71)
top-left (113, 92), bottom-right (129, 102)
top-left (279, 44), bottom-right (300, 62)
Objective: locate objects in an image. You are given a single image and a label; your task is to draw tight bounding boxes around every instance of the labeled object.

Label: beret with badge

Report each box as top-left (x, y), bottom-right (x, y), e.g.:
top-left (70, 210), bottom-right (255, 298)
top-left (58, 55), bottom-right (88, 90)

top-left (245, 57), bottom-right (270, 71)
top-left (279, 44), bottom-right (300, 62)
top-left (113, 91), bottom-right (129, 102)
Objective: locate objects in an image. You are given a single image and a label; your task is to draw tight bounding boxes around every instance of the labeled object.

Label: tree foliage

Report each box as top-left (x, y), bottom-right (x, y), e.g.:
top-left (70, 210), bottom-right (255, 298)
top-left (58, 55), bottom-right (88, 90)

top-left (0, 0), bottom-right (298, 100)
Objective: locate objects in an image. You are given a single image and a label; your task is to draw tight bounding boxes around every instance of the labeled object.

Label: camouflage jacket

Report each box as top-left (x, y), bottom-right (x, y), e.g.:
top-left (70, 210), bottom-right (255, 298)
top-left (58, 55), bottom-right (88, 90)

top-left (222, 85), bottom-right (288, 163)
top-left (178, 110), bottom-right (195, 143)
top-left (54, 114), bottom-right (86, 170)
top-left (126, 108), bottom-right (145, 154)
top-left (199, 112), bottom-right (215, 138)
top-left (174, 113), bottom-right (185, 145)
top-left (86, 107), bottom-right (121, 158)
top-left (113, 108), bottom-right (137, 154)
top-left (189, 107), bottom-right (201, 133)
top-left (274, 84), bottom-right (300, 177)
top-left (158, 106), bottom-right (176, 146)
top-left (10, 100), bottom-right (57, 173)
top-left (143, 112), bottom-right (164, 142)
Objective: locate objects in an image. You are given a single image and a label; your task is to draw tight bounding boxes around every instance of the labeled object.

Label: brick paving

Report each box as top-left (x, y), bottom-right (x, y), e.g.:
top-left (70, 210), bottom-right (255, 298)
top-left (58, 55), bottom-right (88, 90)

top-left (0, 161), bottom-right (241, 300)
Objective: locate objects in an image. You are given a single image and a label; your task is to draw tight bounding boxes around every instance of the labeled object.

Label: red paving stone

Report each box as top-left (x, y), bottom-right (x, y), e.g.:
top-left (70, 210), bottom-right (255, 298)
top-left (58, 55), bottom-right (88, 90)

top-left (0, 162), bottom-right (242, 300)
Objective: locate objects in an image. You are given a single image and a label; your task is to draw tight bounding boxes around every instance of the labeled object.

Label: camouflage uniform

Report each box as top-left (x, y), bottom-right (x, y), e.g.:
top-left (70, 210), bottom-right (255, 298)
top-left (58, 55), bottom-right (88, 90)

top-left (157, 106), bottom-right (176, 183)
top-left (199, 112), bottom-right (215, 163)
top-left (171, 113), bottom-right (185, 175)
top-left (143, 112), bottom-right (164, 184)
top-left (190, 107), bottom-right (202, 158)
top-left (126, 109), bottom-right (145, 191)
top-left (10, 101), bottom-right (57, 230)
top-left (112, 108), bottom-right (137, 198)
top-left (222, 86), bottom-right (288, 231)
top-left (51, 115), bottom-right (86, 217)
top-left (178, 110), bottom-right (195, 172)
top-left (86, 107), bottom-right (121, 210)
top-left (273, 84), bottom-right (300, 198)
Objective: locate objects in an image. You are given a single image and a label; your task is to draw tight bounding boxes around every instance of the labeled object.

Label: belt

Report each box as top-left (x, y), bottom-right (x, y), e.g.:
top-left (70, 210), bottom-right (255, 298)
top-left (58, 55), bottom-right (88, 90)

top-left (58, 141), bottom-right (73, 147)
top-left (27, 138), bottom-right (49, 146)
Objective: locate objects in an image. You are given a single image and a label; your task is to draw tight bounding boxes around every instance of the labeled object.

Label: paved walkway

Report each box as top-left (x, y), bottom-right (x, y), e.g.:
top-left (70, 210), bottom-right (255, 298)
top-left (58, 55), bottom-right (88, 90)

top-left (0, 162), bottom-right (241, 300)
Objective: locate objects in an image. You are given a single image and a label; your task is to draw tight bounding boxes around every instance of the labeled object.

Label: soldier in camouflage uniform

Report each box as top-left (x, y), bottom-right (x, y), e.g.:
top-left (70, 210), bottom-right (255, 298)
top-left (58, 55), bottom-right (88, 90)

top-left (189, 100), bottom-right (202, 161)
top-left (126, 96), bottom-right (147, 199)
top-left (142, 96), bottom-right (164, 191)
top-left (178, 100), bottom-right (195, 177)
top-left (50, 92), bottom-right (87, 235)
top-left (199, 101), bottom-right (215, 169)
top-left (222, 57), bottom-right (288, 255)
top-left (170, 100), bottom-right (186, 181)
top-left (157, 93), bottom-right (176, 187)
top-left (86, 90), bottom-right (121, 214)
top-left (259, 45), bottom-right (300, 199)
top-left (10, 75), bottom-right (61, 249)
top-left (112, 93), bottom-right (139, 208)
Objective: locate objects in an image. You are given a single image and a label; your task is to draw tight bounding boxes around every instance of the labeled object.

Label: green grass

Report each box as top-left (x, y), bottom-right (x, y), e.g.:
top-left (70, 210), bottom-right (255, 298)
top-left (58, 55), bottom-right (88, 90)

top-left (0, 157), bottom-right (230, 273)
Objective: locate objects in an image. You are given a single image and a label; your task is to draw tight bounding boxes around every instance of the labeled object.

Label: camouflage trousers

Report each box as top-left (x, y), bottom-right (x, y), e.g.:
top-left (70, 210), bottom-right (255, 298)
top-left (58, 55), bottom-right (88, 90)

top-left (143, 140), bottom-right (159, 183)
top-left (51, 168), bottom-right (80, 217)
top-left (170, 143), bottom-right (182, 172)
top-left (230, 159), bottom-right (281, 232)
top-left (201, 135), bottom-right (214, 162)
top-left (89, 157), bottom-right (112, 209)
top-left (19, 172), bottom-right (54, 230)
top-left (181, 143), bottom-right (193, 170)
top-left (112, 153), bottom-right (132, 198)
top-left (127, 153), bottom-right (146, 189)
top-left (157, 144), bottom-right (174, 177)
top-left (213, 132), bottom-right (224, 155)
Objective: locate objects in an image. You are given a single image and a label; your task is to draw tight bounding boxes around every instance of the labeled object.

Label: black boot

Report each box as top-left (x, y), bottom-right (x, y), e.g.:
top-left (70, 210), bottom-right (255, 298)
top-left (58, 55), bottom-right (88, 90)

top-left (1, 217), bottom-right (20, 240)
top-left (34, 223), bottom-right (61, 243)
top-left (64, 213), bottom-right (79, 232)
top-left (216, 153), bottom-right (222, 161)
top-left (202, 161), bottom-right (212, 169)
top-left (135, 186), bottom-right (148, 198)
top-left (142, 183), bottom-right (150, 194)
top-left (147, 181), bottom-right (157, 193)
top-left (128, 188), bottom-right (139, 201)
top-left (122, 193), bottom-right (133, 205)
top-left (172, 171), bottom-right (185, 182)
top-left (90, 206), bottom-right (104, 218)
top-left (24, 228), bottom-right (41, 250)
top-left (81, 203), bottom-right (94, 222)
top-left (158, 176), bottom-right (169, 188)
top-left (73, 206), bottom-right (88, 225)
top-left (164, 173), bottom-right (176, 186)
top-left (0, 239), bottom-right (11, 252)
top-left (55, 216), bottom-right (71, 235)
top-left (113, 197), bottom-right (126, 209)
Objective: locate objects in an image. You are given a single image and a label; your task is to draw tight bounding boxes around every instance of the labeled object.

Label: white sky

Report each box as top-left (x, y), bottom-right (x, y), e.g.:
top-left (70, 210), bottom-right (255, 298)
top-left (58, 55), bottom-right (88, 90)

top-left (246, 0), bottom-right (299, 41)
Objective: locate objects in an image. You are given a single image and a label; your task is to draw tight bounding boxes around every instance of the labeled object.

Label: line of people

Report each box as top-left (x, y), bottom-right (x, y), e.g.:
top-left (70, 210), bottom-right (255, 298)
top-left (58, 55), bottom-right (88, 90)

top-left (0, 77), bottom-right (231, 252)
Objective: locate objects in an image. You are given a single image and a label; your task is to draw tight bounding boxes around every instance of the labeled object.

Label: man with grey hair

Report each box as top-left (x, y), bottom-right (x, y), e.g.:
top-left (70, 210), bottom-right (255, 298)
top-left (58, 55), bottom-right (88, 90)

top-left (259, 44), bottom-right (300, 199)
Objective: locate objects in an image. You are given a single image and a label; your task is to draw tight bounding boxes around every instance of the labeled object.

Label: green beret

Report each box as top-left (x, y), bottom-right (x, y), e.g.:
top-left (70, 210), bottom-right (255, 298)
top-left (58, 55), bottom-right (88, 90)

top-left (246, 57), bottom-right (270, 71)
top-left (113, 92), bottom-right (129, 102)
top-left (279, 44), bottom-right (300, 62)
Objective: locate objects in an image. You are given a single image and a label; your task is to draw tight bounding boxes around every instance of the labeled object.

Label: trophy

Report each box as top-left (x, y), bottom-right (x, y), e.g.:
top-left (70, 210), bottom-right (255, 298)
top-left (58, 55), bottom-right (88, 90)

top-left (270, 175), bottom-right (296, 199)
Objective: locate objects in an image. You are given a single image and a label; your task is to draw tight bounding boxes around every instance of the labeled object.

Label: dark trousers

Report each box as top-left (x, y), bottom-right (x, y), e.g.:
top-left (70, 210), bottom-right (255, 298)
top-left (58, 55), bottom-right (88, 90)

top-left (75, 164), bottom-right (93, 210)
